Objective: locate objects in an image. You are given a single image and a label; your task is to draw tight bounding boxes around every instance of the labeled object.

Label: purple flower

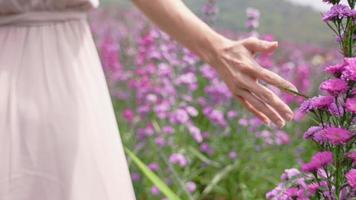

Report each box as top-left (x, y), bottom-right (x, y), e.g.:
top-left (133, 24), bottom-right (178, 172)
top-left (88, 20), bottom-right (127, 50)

top-left (275, 131), bottom-right (290, 145)
top-left (325, 63), bottom-right (345, 77)
top-left (303, 126), bottom-right (323, 140)
top-left (284, 187), bottom-right (303, 198)
top-left (155, 136), bottom-right (166, 147)
top-left (228, 151), bottom-right (238, 160)
top-left (294, 99), bottom-right (312, 120)
top-left (342, 57), bottom-right (356, 81)
top-left (328, 102), bottom-right (344, 117)
top-left (346, 169), bottom-right (356, 189)
top-left (169, 153), bottom-right (188, 167)
top-left (280, 168), bottom-right (300, 181)
top-left (321, 127), bottom-right (353, 145)
top-left (151, 186), bottom-right (160, 196)
top-left (302, 151), bottom-right (333, 173)
top-left (346, 97), bottom-right (356, 114)
top-left (163, 126), bottom-right (174, 135)
top-left (320, 79), bottom-right (348, 96)
top-left (187, 124), bottom-right (203, 143)
top-left (227, 111), bottom-right (238, 119)
top-left (200, 143), bottom-right (214, 156)
top-left (131, 172), bottom-right (141, 182)
top-left (301, 162), bottom-right (318, 173)
top-left (322, 4), bottom-right (353, 22)
top-left (186, 181), bottom-right (197, 193)
top-left (347, 151), bottom-right (356, 163)
top-left (148, 162), bottom-right (160, 171)
top-left (307, 183), bottom-right (319, 195)
top-left (123, 108), bottom-right (135, 122)
top-left (171, 109), bottom-right (190, 124)
top-left (310, 95), bottom-right (334, 109)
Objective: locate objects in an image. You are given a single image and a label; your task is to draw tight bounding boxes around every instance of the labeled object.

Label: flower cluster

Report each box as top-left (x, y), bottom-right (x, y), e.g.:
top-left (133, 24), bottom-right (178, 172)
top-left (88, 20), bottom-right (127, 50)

top-left (89, 2), bottom-right (342, 199)
top-left (268, 1), bottom-right (355, 199)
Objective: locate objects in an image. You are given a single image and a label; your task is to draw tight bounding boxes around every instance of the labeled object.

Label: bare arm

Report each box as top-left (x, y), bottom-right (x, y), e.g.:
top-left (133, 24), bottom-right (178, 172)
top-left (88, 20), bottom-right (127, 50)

top-left (131, 0), bottom-right (298, 128)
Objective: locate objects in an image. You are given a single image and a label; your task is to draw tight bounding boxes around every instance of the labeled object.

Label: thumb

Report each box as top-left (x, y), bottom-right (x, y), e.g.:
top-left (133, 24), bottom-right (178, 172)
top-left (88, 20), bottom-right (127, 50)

top-left (243, 37), bottom-right (278, 54)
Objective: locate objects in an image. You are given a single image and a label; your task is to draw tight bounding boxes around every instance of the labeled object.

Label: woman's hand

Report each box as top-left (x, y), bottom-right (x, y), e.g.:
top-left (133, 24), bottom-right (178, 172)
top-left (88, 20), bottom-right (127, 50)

top-left (209, 37), bottom-right (298, 128)
top-left (132, 0), bottom-right (297, 128)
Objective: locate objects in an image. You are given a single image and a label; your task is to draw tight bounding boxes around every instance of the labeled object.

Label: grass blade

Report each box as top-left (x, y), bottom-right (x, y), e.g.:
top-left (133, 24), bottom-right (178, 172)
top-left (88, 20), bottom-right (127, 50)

top-left (124, 147), bottom-right (182, 200)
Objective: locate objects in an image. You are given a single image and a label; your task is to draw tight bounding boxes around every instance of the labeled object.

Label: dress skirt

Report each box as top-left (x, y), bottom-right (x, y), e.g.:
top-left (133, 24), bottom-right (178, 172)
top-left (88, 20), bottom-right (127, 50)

top-left (0, 16), bottom-right (136, 200)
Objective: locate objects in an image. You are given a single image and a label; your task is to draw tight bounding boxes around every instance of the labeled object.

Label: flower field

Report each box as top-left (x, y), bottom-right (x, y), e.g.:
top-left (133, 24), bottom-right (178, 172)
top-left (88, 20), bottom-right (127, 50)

top-left (88, 0), bottom-right (354, 199)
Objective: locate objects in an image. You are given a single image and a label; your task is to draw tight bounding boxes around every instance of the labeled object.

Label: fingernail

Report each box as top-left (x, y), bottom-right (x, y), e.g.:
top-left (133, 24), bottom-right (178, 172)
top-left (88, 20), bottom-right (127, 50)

top-left (289, 86), bottom-right (299, 93)
top-left (286, 113), bottom-right (294, 121)
top-left (264, 120), bottom-right (271, 127)
top-left (276, 120), bottom-right (285, 128)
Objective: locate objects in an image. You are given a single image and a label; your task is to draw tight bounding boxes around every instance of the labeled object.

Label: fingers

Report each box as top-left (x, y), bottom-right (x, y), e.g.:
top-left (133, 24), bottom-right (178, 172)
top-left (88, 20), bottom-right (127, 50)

top-left (236, 89), bottom-right (286, 128)
top-left (242, 37), bottom-right (278, 54)
top-left (241, 57), bottom-right (298, 93)
top-left (235, 95), bottom-right (270, 125)
top-left (248, 81), bottom-right (294, 121)
top-left (253, 64), bottom-right (298, 92)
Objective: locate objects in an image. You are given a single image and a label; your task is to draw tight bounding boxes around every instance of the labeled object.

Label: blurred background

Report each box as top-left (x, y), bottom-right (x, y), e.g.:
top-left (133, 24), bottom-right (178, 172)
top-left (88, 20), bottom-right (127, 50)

top-left (86, 0), bottom-right (343, 199)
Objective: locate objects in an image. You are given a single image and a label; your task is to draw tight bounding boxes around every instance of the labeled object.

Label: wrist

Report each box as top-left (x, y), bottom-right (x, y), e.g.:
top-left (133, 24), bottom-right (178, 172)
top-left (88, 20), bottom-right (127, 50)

top-left (194, 32), bottom-right (231, 67)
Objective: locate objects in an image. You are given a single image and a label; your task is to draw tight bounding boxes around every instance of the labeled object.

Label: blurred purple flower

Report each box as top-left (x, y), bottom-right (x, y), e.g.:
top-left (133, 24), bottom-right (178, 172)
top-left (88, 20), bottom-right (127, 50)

top-left (228, 151), bottom-right (238, 160)
top-left (151, 186), bottom-right (160, 196)
top-left (148, 162), bottom-right (160, 171)
top-left (169, 153), bottom-right (188, 167)
top-left (186, 181), bottom-right (197, 193)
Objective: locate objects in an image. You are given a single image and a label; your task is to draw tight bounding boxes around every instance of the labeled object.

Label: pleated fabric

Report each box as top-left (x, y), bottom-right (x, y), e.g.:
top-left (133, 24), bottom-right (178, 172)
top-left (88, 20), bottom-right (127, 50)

top-left (0, 1), bottom-right (136, 200)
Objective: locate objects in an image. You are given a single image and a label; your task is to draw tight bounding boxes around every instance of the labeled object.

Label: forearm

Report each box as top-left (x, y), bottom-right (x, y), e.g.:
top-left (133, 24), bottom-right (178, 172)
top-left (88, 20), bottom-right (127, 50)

top-left (131, 0), bottom-right (227, 64)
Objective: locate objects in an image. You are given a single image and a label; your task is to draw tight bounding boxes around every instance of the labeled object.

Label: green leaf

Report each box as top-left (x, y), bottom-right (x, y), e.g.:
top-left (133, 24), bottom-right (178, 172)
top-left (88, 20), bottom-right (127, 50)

top-left (124, 147), bottom-right (182, 200)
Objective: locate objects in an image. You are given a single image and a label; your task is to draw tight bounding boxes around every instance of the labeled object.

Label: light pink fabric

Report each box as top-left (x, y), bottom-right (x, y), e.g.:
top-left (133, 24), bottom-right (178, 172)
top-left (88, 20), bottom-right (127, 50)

top-left (0, 0), bottom-right (136, 199)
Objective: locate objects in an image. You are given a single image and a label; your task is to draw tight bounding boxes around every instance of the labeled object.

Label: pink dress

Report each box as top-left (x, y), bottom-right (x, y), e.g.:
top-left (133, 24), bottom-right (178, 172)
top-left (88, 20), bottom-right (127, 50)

top-left (0, 0), bottom-right (136, 199)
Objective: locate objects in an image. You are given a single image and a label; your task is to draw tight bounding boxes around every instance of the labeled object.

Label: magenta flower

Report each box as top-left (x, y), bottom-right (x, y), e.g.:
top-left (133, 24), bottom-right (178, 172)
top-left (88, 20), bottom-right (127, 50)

top-left (346, 169), bottom-right (356, 189)
top-left (123, 108), bottom-right (135, 122)
top-left (342, 57), bottom-right (356, 81)
top-left (302, 151), bottom-right (333, 173)
top-left (151, 186), bottom-right (160, 196)
top-left (301, 162), bottom-right (319, 173)
top-left (311, 95), bottom-right (334, 109)
top-left (347, 151), bottom-right (356, 163)
top-left (320, 79), bottom-right (348, 96)
top-left (307, 183), bottom-right (319, 195)
top-left (346, 97), bottom-right (356, 114)
top-left (325, 63), bottom-right (345, 77)
top-left (321, 127), bottom-right (353, 145)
